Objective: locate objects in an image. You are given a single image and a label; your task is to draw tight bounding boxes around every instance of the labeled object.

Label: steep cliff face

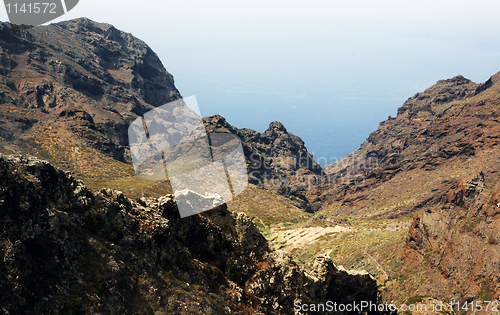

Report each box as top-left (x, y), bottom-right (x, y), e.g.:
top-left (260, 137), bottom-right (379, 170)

top-left (204, 115), bottom-right (321, 177)
top-left (397, 172), bottom-right (500, 303)
top-left (0, 18), bottom-right (181, 164)
top-left (294, 72), bottom-right (500, 305)
top-left (0, 154), bottom-right (381, 314)
top-left (204, 115), bottom-right (323, 212)
top-left (0, 18), bottom-right (324, 212)
top-left (319, 72), bottom-right (500, 218)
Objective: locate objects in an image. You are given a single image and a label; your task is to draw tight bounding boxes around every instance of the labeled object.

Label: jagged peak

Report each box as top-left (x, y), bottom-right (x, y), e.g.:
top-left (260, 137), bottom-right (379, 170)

top-left (435, 74), bottom-right (472, 85)
top-left (395, 74), bottom-right (479, 117)
top-left (207, 114), bottom-right (227, 124)
top-left (267, 121), bottom-right (287, 132)
top-left (0, 153), bottom-right (380, 313)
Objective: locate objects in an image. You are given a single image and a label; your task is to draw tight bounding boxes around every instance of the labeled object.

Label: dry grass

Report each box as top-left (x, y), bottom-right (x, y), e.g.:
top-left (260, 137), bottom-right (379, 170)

top-left (270, 217), bottom-right (410, 288)
top-left (226, 185), bottom-right (311, 228)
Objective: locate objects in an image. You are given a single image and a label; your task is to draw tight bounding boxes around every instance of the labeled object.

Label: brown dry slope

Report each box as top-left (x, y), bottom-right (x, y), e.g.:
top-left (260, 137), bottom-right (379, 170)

top-left (287, 71), bottom-right (500, 309)
top-left (396, 171), bottom-right (500, 306)
top-left (319, 73), bottom-right (500, 219)
top-left (0, 18), bottom-right (181, 191)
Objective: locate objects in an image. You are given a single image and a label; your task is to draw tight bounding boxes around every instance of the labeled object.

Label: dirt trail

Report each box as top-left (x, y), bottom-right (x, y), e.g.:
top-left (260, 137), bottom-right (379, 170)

top-left (363, 246), bottom-right (389, 281)
top-left (272, 226), bottom-right (352, 250)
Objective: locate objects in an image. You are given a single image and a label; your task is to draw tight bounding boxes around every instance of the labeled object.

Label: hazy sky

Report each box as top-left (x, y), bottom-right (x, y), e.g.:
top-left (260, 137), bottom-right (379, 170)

top-left (2, 0), bottom-right (500, 163)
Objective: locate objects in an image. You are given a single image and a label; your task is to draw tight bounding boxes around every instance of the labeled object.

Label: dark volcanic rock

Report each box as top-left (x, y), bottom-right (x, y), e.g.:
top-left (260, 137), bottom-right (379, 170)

top-left (396, 75), bottom-right (478, 117)
top-left (0, 18), bottom-right (326, 214)
top-left (0, 18), bottom-right (181, 162)
top-left (0, 154), bottom-right (383, 314)
top-left (204, 115), bottom-right (321, 178)
top-left (204, 115), bottom-right (323, 212)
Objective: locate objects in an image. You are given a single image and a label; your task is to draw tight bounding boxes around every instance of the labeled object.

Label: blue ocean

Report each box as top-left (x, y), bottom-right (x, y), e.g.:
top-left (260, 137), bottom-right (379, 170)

top-left (175, 77), bottom-right (404, 167)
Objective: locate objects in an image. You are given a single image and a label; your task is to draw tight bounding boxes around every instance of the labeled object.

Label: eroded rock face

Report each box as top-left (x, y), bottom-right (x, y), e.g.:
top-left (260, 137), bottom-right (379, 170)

top-left (0, 18), bottom-right (181, 162)
top-left (247, 251), bottom-right (379, 313)
top-left (204, 115), bottom-right (321, 178)
top-left (204, 115), bottom-right (323, 212)
top-left (401, 172), bottom-right (500, 302)
top-left (0, 19), bottom-right (326, 213)
top-left (318, 72), bottom-right (500, 218)
top-left (0, 154), bottom-right (382, 314)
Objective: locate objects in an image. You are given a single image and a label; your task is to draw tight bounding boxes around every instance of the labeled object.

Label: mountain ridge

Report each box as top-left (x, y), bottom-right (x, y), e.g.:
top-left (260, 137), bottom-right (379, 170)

top-left (0, 153), bottom-right (383, 314)
top-left (3, 16), bottom-right (500, 311)
top-left (0, 18), bottom-right (387, 314)
top-left (0, 17), bottom-right (181, 163)
top-left (317, 71), bottom-right (500, 218)
top-left (0, 18), bottom-right (322, 212)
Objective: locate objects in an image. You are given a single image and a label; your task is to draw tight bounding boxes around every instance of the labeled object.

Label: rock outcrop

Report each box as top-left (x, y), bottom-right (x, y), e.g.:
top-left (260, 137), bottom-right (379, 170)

top-left (397, 171), bottom-right (500, 303)
top-left (204, 115), bottom-right (323, 212)
top-left (0, 18), bottom-right (181, 164)
top-left (0, 18), bottom-right (324, 213)
top-left (0, 154), bottom-right (383, 314)
top-left (318, 72), bottom-right (500, 218)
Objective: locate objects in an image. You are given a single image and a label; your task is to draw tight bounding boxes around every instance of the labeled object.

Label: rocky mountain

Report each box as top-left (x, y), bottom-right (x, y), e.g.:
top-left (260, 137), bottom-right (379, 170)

top-left (0, 154), bottom-right (383, 314)
top-left (0, 19), bottom-right (387, 313)
top-left (319, 73), bottom-right (500, 218)
top-left (0, 18), bottom-right (323, 212)
top-left (4, 15), bottom-right (500, 313)
top-left (202, 72), bottom-right (500, 222)
top-left (299, 71), bottom-right (500, 308)
top-left (0, 18), bottom-right (181, 163)
top-left (204, 115), bottom-right (322, 212)
top-left (397, 171), bottom-right (500, 304)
